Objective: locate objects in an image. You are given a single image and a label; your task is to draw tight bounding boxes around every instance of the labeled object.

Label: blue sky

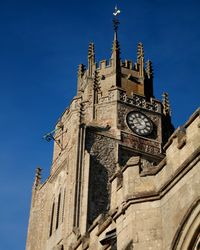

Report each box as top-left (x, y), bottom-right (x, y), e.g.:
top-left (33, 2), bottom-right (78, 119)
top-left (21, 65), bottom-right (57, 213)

top-left (0, 0), bottom-right (199, 249)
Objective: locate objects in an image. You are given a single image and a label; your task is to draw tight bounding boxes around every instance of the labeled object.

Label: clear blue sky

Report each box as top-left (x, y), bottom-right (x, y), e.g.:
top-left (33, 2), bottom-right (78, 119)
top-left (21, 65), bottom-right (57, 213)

top-left (0, 0), bottom-right (199, 249)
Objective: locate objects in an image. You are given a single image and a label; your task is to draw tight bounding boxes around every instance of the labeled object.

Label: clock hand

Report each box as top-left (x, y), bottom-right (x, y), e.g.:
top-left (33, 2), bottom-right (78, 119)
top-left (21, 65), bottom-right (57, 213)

top-left (136, 118), bottom-right (142, 126)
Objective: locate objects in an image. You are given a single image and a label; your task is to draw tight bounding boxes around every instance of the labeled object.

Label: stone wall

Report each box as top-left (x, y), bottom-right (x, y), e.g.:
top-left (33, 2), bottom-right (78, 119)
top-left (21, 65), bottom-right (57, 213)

top-left (69, 108), bottom-right (200, 250)
top-left (86, 131), bottom-right (117, 228)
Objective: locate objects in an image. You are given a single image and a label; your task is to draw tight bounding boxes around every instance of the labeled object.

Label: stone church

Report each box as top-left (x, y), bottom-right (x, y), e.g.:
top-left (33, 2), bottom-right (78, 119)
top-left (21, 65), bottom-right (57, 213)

top-left (26, 11), bottom-right (200, 250)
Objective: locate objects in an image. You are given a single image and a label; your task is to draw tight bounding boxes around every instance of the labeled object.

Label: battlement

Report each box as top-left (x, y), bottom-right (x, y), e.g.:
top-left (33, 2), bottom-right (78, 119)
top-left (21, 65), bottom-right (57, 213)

top-left (77, 40), bottom-right (154, 101)
top-left (96, 59), bottom-right (134, 70)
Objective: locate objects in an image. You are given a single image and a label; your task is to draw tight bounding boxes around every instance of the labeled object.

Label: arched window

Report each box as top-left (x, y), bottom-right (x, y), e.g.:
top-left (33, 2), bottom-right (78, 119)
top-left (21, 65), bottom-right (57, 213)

top-left (62, 189), bottom-right (66, 222)
top-left (194, 238), bottom-right (200, 250)
top-left (49, 202), bottom-right (55, 237)
top-left (56, 193), bottom-right (61, 229)
top-left (171, 199), bottom-right (200, 249)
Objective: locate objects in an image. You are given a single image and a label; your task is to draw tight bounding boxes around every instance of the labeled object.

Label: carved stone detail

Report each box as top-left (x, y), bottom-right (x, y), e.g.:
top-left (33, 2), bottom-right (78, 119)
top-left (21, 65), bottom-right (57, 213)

top-left (126, 156), bottom-right (140, 166)
top-left (177, 127), bottom-right (187, 149)
top-left (74, 98), bottom-right (82, 109)
top-left (98, 90), bottom-right (115, 104)
top-left (121, 132), bottom-right (161, 155)
top-left (34, 167), bottom-right (42, 188)
top-left (140, 158), bottom-right (157, 173)
top-left (119, 91), bottom-right (161, 113)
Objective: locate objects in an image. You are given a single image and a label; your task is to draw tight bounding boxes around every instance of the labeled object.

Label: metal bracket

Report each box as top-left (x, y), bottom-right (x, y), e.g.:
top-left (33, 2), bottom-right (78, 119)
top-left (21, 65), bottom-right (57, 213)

top-left (43, 122), bottom-right (65, 150)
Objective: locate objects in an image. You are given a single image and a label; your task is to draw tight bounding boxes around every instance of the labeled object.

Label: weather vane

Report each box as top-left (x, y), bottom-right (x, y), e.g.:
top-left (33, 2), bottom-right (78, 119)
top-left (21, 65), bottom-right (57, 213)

top-left (113, 5), bottom-right (121, 33)
top-left (113, 5), bottom-right (121, 16)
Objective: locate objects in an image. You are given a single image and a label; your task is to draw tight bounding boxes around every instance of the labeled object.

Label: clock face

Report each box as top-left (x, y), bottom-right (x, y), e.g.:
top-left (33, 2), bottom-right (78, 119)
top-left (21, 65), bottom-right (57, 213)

top-left (126, 111), bottom-right (153, 136)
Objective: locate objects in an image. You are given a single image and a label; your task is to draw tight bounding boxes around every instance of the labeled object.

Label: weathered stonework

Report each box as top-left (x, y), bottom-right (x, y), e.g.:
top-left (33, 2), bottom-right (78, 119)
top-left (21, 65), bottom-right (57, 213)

top-left (26, 27), bottom-right (199, 250)
top-left (86, 131), bottom-right (117, 227)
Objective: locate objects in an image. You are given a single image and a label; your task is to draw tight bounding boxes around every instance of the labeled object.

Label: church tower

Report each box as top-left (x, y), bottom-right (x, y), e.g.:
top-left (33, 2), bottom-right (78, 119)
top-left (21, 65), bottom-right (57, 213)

top-left (26, 8), bottom-right (200, 250)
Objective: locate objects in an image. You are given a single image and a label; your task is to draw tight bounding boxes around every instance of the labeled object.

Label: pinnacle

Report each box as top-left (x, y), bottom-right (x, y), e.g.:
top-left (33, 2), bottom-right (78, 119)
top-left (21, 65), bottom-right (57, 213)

top-left (162, 92), bottom-right (171, 116)
top-left (78, 64), bottom-right (85, 77)
top-left (146, 60), bottom-right (153, 79)
top-left (88, 42), bottom-right (95, 76)
top-left (137, 42), bottom-right (144, 61)
top-left (88, 42), bottom-right (95, 59)
top-left (34, 167), bottom-right (42, 187)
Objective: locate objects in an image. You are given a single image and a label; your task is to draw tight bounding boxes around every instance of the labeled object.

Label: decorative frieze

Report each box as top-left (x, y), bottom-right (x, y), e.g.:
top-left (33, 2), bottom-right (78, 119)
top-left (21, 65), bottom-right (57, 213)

top-left (97, 89), bottom-right (161, 115)
top-left (121, 132), bottom-right (161, 156)
top-left (119, 91), bottom-right (161, 113)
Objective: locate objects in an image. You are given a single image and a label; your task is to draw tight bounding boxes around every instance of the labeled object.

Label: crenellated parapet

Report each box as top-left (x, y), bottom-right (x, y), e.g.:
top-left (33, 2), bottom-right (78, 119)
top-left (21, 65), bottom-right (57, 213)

top-left (76, 40), bottom-right (157, 101)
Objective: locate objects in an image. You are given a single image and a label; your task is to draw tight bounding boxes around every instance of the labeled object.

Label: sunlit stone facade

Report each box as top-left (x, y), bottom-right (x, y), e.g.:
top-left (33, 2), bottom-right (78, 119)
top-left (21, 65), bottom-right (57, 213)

top-left (26, 29), bottom-right (200, 250)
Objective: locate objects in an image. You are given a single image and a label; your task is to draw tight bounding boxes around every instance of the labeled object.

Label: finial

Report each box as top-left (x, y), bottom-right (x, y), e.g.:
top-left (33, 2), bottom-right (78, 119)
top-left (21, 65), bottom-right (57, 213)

top-left (34, 167), bottom-right (42, 187)
top-left (146, 60), bottom-right (153, 79)
top-left (162, 92), bottom-right (171, 116)
top-left (110, 5), bottom-right (121, 87)
top-left (111, 6), bottom-right (121, 56)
